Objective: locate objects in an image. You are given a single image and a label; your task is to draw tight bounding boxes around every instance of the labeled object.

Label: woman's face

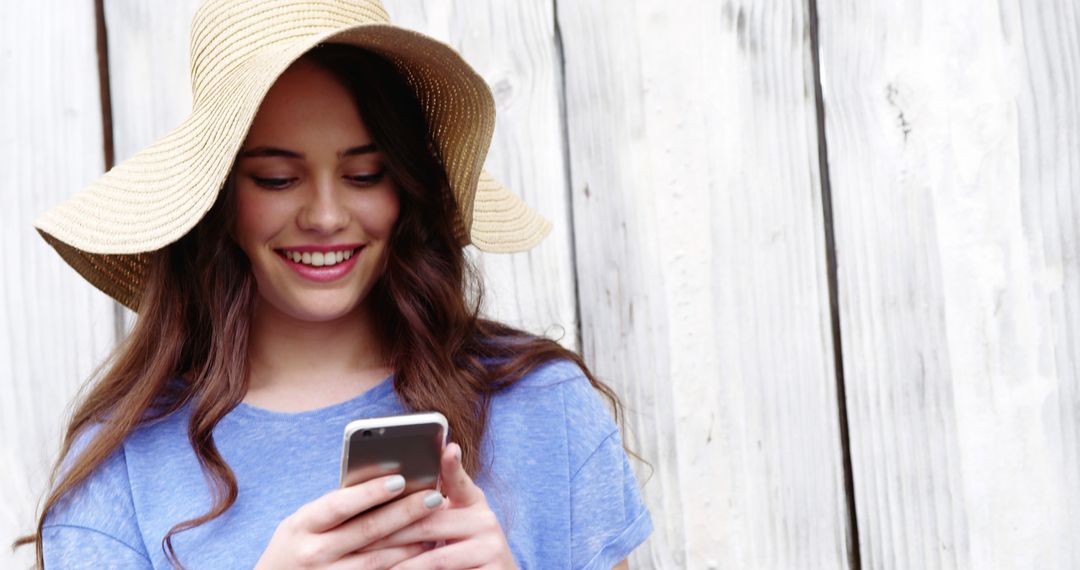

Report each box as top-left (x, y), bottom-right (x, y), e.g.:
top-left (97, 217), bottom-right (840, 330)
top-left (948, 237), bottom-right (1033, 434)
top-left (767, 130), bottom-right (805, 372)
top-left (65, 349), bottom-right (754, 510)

top-left (233, 59), bottom-right (400, 323)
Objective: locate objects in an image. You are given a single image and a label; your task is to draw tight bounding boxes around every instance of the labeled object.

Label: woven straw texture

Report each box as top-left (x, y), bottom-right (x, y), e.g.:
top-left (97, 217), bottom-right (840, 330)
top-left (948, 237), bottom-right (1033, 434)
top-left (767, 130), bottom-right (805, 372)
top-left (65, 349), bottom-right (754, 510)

top-left (34, 0), bottom-right (550, 310)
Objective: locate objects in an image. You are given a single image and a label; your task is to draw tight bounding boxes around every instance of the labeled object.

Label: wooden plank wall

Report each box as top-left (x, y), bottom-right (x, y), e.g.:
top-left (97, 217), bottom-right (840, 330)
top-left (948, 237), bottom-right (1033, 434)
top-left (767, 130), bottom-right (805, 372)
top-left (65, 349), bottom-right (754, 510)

top-left (555, 0), bottom-right (850, 567)
top-left (4, 0), bottom-right (1080, 568)
top-left (0, 2), bottom-right (117, 568)
top-left (816, 0), bottom-right (1080, 567)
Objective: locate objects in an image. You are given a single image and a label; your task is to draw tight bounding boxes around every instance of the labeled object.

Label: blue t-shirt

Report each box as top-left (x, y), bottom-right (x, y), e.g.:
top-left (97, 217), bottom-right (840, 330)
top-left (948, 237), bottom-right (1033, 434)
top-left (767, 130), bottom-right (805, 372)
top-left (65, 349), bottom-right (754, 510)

top-left (42, 359), bottom-right (652, 569)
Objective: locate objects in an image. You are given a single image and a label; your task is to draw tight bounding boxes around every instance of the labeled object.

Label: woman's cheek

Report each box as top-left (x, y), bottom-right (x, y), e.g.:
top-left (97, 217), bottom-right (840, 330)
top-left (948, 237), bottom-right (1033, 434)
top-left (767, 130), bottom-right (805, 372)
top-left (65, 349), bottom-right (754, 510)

top-left (234, 186), bottom-right (292, 244)
top-left (361, 187), bottom-right (401, 237)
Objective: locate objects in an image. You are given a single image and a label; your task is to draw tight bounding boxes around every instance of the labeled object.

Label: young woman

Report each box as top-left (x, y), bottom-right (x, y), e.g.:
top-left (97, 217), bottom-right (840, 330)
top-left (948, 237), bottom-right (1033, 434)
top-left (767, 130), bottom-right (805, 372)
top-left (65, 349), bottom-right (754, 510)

top-left (20, 0), bottom-right (651, 569)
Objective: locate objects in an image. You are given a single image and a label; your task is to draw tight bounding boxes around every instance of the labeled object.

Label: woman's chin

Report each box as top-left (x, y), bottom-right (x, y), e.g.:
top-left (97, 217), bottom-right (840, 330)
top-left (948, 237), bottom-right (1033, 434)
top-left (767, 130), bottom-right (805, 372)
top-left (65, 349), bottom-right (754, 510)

top-left (261, 294), bottom-right (367, 325)
top-left (296, 303), bottom-right (364, 324)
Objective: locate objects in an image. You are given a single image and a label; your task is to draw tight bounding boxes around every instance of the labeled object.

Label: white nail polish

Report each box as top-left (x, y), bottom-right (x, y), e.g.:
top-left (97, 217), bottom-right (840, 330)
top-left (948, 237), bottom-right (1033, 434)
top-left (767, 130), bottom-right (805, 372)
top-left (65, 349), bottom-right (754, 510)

top-left (385, 475), bottom-right (405, 492)
top-left (423, 491), bottom-right (444, 509)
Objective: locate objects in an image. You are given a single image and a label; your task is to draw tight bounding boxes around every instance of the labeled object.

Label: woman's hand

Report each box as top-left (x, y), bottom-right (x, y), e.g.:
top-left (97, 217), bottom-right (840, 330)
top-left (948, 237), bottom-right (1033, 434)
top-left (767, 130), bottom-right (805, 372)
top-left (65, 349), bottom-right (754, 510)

top-left (362, 443), bottom-right (518, 569)
top-left (254, 473), bottom-right (445, 569)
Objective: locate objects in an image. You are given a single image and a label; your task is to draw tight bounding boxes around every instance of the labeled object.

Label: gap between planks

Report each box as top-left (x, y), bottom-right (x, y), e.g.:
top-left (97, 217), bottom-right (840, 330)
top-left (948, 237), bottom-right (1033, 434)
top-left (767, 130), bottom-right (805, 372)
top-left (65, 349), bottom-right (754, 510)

top-left (94, 0), bottom-right (133, 342)
top-left (806, 0), bottom-right (862, 567)
top-left (551, 0), bottom-right (585, 357)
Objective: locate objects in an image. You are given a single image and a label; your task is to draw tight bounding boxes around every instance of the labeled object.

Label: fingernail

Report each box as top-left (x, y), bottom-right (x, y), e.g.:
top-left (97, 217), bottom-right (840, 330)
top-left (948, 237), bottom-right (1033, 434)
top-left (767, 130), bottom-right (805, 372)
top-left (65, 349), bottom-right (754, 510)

top-left (423, 491), bottom-right (444, 509)
top-left (385, 475), bottom-right (405, 492)
top-left (453, 445), bottom-right (461, 462)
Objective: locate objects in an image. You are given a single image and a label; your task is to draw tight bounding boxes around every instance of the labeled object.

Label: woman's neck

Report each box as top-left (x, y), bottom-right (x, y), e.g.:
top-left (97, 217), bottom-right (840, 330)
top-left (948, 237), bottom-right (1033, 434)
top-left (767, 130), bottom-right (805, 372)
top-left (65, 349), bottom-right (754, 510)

top-left (243, 299), bottom-right (392, 412)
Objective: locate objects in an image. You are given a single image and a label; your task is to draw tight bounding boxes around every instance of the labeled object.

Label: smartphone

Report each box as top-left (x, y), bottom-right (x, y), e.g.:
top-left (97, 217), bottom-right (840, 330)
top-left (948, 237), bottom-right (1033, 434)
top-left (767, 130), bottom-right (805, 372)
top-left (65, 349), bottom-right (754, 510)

top-left (339, 411), bottom-right (448, 494)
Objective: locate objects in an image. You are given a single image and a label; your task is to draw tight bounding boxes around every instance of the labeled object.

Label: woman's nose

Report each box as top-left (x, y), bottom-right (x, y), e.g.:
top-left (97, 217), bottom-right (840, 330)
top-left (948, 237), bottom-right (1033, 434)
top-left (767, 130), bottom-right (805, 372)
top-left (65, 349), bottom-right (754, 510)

top-left (297, 176), bottom-right (349, 233)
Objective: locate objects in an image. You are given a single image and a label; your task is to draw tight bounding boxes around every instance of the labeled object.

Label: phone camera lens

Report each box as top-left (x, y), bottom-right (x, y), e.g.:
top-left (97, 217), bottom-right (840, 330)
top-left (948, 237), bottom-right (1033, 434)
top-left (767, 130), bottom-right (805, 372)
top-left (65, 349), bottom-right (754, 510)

top-left (361, 429), bottom-right (373, 438)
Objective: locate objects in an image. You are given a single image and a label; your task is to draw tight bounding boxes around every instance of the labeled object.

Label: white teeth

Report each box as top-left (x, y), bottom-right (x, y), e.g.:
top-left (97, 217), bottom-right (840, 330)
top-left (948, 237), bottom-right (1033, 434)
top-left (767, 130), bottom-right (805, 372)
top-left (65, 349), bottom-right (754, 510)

top-left (283, 249), bottom-right (357, 267)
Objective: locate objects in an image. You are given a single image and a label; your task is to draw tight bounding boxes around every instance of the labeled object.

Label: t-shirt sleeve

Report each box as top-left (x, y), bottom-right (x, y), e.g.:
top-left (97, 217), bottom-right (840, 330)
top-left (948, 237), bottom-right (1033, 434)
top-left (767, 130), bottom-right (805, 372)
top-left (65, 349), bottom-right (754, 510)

top-left (42, 426), bottom-right (152, 568)
top-left (43, 525), bottom-right (153, 569)
top-left (560, 369), bottom-right (653, 570)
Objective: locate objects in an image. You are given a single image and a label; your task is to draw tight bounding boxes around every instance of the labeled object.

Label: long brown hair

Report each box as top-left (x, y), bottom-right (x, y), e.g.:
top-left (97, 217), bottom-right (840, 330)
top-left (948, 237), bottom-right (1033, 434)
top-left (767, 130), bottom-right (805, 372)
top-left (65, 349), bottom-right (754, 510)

top-left (17, 44), bottom-right (624, 568)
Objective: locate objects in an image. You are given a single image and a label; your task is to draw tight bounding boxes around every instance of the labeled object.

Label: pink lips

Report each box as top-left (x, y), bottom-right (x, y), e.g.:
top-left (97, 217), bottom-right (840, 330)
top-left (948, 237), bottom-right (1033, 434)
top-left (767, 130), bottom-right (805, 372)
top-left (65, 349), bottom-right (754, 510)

top-left (276, 245), bottom-right (363, 283)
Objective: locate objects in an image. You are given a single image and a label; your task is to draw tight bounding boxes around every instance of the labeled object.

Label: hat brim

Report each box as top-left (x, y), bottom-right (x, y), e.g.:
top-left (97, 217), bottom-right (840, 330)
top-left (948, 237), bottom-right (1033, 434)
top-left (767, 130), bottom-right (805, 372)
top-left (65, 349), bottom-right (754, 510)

top-left (34, 23), bottom-right (549, 311)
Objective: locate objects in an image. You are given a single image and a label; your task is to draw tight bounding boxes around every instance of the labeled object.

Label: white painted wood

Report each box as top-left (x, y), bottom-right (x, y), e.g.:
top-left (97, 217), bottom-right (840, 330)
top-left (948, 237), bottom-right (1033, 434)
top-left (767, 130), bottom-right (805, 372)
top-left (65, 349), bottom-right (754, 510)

top-left (0, 2), bottom-right (118, 567)
top-left (557, 1), bottom-right (851, 567)
top-left (816, 0), bottom-right (1080, 567)
top-left (385, 0), bottom-right (579, 350)
top-left (11, 1), bottom-right (1080, 568)
top-left (104, 0), bottom-right (199, 164)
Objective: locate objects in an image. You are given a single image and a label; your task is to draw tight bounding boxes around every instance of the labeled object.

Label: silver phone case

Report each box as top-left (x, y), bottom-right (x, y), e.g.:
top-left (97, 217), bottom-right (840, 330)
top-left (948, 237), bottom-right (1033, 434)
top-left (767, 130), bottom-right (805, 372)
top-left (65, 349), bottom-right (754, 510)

top-left (339, 411), bottom-right (448, 492)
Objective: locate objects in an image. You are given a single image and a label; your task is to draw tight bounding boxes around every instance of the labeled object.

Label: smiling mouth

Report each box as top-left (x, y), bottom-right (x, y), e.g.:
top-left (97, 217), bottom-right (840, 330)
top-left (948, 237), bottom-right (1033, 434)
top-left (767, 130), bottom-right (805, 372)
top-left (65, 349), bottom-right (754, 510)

top-left (276, 246), bottom-right (363, 267)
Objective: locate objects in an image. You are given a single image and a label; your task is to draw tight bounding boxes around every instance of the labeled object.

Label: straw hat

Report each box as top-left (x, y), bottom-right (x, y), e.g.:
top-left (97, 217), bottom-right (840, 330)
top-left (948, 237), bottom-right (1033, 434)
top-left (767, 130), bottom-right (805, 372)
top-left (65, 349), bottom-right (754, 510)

top-left (34, 0), bottom-right (550, 311)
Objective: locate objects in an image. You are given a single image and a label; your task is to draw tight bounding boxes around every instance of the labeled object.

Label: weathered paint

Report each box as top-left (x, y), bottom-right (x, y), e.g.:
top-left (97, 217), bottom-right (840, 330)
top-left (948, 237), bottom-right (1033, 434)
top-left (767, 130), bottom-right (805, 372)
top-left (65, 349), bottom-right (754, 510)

top-left (817, 0), bottom-right (1080, 567)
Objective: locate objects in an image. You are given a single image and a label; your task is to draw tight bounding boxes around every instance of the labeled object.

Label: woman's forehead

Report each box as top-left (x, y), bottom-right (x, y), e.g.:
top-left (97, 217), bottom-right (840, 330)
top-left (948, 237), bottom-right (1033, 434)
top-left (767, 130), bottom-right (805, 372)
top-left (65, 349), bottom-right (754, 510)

top-left (243, 59), bottom-right (373, 151)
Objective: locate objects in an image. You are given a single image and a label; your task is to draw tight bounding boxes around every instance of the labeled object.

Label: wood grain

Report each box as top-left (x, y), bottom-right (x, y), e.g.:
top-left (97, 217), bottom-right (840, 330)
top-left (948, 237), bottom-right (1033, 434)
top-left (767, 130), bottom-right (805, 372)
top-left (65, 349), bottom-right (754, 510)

top-left (556, 1), bottom-right (851, 567)
top-left (104, 0), bottom-right (198, 164)
top-left (0, 1), bottom-right (117, 567)
top-left (816, 0), bottom-right (1080, 567)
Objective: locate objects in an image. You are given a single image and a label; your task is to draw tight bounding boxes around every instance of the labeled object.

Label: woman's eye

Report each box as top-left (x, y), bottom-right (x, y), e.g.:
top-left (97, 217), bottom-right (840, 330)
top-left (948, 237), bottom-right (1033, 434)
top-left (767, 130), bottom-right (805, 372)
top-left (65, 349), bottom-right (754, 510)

top-left (252, 176), bottom-right (296, 190)
top-left (345, 171), bottom-right (386, 186)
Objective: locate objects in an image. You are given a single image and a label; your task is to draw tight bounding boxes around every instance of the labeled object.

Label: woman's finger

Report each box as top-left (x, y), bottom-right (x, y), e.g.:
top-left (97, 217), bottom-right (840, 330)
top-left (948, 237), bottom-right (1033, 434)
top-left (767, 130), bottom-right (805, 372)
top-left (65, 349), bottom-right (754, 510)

top-left (441, 442), bottom-right (486, 507)
top-left (390, 538), bottom-right (494, 570)
top-left (294, 474), bottom-right (408, 532)
top-left (321, 488), bottom-right (445, 559)
top-left (359, 508), bottom-right (497, 550)
top-left (329, 544), bottom-right (426, 570)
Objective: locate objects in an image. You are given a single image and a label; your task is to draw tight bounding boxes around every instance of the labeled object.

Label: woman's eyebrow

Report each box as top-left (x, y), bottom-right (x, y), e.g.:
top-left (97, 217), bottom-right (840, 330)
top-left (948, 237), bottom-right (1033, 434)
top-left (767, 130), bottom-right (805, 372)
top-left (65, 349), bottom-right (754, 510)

top-left (237, 144), bottom-right (377, 160)
top-left (238, 146), bottom-right (303, 159)
top-left (339, 143), bottom-right (377, 158)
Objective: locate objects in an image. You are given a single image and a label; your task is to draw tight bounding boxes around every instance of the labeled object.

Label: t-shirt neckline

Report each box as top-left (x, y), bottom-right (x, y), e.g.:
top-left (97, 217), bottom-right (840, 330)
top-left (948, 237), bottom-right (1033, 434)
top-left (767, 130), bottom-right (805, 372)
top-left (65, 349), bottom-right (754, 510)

top-left (230, 373), bottom-right (397, 422)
